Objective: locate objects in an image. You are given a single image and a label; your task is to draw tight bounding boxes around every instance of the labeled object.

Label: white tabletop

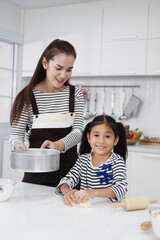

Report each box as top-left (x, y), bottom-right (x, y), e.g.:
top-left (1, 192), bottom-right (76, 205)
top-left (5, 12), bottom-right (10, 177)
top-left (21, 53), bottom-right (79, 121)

top-left (0, 182), bottom-right (158, 240)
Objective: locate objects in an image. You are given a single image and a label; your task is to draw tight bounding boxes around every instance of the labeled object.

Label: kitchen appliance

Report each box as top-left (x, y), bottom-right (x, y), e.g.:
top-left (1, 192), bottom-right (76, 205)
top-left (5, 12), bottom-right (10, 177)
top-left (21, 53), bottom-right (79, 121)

top-left (11, 148), bottom-right (60, 172)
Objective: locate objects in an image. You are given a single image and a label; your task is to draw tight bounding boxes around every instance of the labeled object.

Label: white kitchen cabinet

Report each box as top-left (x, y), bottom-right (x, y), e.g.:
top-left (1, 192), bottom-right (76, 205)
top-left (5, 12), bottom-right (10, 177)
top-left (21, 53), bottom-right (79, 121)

top-left (147, 39), bottom-right (160, 75)
top-left (101, 40), bottom-right (147, 75)
top-left (126, 149), bottom-right (160, 202)
top-left (101, 0), bottom-right (148, 76)
top-left (148, 0), bottom-right (160, 38)
top-left (22, 4), bottom-right (102, 76)
top-left (102, 0), bottom-right (148, 42)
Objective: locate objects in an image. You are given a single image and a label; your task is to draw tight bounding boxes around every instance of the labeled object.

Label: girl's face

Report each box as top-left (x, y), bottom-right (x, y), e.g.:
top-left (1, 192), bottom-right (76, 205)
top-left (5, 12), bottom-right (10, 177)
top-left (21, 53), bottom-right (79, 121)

top-left (87, 123), bottom-right (119, 158)
top-left (42, 53), bottom-right (75, 92)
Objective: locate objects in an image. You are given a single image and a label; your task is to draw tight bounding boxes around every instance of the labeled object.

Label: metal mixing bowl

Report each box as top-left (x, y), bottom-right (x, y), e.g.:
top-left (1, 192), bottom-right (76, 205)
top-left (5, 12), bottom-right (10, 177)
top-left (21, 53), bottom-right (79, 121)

top-left (11, 148), bottom-right (60, 173)
top-left (0, 178), bottom-right (16, 202)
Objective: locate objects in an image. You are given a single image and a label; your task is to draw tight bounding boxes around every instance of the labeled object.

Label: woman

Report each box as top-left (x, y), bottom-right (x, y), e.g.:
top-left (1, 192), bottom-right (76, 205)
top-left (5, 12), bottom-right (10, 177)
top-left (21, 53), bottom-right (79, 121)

top-left (10, 39), bottom-right (84, 187)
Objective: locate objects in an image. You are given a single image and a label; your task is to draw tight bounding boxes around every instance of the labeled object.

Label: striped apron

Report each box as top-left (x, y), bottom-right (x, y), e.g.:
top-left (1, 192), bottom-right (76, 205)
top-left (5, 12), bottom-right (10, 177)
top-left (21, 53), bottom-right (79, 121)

top-left (22, 85), bottom-right (78, 187)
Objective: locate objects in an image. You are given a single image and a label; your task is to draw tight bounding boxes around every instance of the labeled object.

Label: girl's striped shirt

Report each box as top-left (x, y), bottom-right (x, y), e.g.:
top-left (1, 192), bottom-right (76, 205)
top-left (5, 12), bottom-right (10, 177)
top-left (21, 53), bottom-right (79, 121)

top-left (56, 152), bottom-right (127, 202)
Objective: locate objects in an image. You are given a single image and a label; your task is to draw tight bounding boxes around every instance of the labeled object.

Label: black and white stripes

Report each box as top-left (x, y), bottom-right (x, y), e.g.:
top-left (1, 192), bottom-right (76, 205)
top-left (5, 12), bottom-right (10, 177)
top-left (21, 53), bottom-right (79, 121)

top-left (56, 152), bottom-right (127, 202)
top-left (10, 86), bottom-right (84, 151)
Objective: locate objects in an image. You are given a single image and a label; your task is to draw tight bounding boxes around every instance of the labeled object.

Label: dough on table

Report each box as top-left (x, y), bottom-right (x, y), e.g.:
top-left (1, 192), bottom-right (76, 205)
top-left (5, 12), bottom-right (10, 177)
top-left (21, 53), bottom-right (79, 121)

top-left (72, 200), bottom-right (91, 208)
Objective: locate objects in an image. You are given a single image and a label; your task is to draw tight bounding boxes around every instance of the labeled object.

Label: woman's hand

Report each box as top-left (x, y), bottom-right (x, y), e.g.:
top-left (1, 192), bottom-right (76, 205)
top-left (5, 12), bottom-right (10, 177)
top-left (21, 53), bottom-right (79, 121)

top-left (41, 140), bottom-right (65, 152)
top-left (74, 190), bottom-right (97, 204)
top-left (14, 142), bottom-right (28, 150)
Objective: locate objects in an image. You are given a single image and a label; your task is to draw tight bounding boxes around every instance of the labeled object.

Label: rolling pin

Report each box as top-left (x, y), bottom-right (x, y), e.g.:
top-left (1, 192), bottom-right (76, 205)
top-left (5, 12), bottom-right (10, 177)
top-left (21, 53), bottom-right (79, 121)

top-left (112, 196), bottom-right (157, 211)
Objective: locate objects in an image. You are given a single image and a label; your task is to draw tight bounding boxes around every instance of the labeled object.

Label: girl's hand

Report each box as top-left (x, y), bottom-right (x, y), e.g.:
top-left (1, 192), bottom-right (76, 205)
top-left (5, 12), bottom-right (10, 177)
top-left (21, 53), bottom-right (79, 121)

top-left (14, 142), bottom-right (28, 151)
top-left (63, 189), bottom-right (78, 206)
top-left (74, 190), bottom-right (97, 204)
top-left (41, 140), bottom-right (65, 152)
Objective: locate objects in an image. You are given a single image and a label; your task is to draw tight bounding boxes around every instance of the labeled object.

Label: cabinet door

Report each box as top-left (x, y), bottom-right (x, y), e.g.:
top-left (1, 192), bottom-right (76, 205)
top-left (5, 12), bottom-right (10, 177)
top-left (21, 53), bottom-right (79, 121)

top-left (127, 151), bottom-right (160, 202)
top-left (148, 0), bottom-right (160, 38)
top-left (101, 40), bottom-right (147, 75)
top-left (22, 41), bottom-right (45, 77)
top-left (22, 5), bottom-right (102, 76)
top-left (147, 39), bottom-right (160, 75)
top-left (102, 0), bottom-right (148, 41)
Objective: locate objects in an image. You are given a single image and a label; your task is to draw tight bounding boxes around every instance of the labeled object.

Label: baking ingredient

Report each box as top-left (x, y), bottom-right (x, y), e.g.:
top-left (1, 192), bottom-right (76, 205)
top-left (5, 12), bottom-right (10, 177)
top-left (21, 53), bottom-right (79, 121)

top-left (140, 221), bottom-right (152, 231)
top-left (112, 196), bottom-right (157, 211)
top-left (0, 179), bottom-right (16, 202)
top-left (72, 200), bottom-right (91, 208)
top-left (150, 207), bottom-right (160, 239)
top-left (125, 125), bottom-right (143, 139)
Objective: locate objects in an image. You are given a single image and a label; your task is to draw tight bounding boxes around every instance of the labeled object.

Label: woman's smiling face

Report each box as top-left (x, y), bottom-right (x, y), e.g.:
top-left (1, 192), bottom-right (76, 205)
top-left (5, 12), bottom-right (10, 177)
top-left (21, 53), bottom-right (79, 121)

top-left (87, 123), bottom-right (119, 158)
top-left (42, 53), bottom-right (75, 92)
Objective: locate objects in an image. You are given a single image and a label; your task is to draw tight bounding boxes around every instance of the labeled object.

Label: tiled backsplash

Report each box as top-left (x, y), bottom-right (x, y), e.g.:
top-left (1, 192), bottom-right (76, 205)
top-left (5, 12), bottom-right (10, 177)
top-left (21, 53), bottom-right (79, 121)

top-left (70, 76), bottom-right (160, 138)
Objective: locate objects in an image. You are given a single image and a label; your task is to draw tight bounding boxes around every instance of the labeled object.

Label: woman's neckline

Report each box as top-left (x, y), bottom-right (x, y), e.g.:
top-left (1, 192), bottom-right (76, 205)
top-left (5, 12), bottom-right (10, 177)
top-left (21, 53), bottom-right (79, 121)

top-left (33, 86), bottom-right (69, 94)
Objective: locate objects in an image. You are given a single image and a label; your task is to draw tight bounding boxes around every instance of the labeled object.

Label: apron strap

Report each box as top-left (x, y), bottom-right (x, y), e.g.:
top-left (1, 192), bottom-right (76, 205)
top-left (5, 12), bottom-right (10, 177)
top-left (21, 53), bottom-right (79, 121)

top-left (31, 92), bottom-right (39, 115)
top-left (69, 85), bottom-right (75, 113)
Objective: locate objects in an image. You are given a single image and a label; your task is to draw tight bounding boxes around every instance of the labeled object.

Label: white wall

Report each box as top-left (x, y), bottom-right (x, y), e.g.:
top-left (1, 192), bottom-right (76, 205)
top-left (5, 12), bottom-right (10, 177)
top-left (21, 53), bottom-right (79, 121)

top-left (70, 76), bottom-right (160, 138)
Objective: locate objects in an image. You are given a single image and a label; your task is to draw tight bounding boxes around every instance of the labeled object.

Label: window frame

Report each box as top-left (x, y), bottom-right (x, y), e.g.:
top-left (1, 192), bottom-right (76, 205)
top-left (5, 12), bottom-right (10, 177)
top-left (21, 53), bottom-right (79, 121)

top-left (0, 39), bottom-right (18, 127)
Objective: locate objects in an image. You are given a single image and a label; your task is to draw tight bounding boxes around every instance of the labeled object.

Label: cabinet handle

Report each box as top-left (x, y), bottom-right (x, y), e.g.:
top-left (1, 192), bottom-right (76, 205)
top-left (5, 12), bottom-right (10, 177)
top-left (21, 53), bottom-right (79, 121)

top-left (142, 154), bottom-right (160, 159)
top-left (110, 71), bottom-right (136, 75)
top-left (112, 36), bottom-right (139, 40)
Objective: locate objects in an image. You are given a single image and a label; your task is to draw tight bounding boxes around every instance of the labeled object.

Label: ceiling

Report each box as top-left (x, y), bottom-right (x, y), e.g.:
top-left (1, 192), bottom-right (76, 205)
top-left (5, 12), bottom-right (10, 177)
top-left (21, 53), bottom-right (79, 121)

top-left (5, 0), bottom-right (98, 9)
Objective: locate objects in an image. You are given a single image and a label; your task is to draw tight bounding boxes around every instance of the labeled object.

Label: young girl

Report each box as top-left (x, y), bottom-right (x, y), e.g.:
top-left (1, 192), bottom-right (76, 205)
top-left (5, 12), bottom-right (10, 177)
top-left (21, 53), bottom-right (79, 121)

top-left (56, 115), bottom-right (127, 206)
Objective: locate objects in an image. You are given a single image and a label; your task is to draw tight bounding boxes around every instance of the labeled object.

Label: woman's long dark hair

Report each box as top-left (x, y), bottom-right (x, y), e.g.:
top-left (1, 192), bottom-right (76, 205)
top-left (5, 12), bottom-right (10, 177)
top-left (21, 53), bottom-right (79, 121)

top-left (79, 115), bottom-right (128, 162)
top-left (10, 39), bottom-right (77, 125)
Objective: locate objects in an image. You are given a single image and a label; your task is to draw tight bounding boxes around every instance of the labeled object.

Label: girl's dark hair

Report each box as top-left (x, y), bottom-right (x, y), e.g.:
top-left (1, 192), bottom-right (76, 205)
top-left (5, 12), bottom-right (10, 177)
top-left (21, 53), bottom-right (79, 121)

top-left (10, 39), bottom-right (76, 125)
top-left (79, 115), bottom-right (128, 162)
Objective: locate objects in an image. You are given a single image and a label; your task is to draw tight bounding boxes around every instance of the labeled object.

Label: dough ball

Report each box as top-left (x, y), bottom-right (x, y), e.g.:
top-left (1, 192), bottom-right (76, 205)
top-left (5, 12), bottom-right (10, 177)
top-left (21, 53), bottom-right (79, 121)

top-left (72, 200), bottom-right (91, 208)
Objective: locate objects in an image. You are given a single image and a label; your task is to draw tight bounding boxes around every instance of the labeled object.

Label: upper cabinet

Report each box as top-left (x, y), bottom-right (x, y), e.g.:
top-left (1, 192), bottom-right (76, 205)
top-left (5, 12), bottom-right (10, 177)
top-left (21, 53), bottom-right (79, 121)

top-left (102, 0), bottom-right (148, 41)
top-left (22, 3), bottom-right (102, 77)
top-left (148, 0), bottom-right (160, 38)
top-left (101, 40), bottom-right (147, 76)
top-left (147, 0), bottom-right (160, 75)
top-left (22, 0), bottom-right (160, 77)
top-left (101, 0), bottom-right (148, 76)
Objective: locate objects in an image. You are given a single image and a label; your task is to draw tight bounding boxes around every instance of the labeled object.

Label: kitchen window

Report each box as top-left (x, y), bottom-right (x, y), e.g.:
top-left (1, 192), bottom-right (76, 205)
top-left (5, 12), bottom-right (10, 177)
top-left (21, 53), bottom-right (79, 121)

top-left (0, 40), bottom-right (17, 126)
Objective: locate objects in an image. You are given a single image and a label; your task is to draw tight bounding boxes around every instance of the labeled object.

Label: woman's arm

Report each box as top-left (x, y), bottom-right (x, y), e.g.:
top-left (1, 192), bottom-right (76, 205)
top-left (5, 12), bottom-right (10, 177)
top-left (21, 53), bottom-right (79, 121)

top-left (61, 87), bottom-right (84, 151)
top-left (9, 105), bottom-right (30, 149)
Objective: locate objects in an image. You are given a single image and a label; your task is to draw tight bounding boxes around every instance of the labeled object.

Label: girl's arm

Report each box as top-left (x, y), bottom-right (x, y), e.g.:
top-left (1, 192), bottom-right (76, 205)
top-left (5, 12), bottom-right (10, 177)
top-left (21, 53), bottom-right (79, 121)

top-left (55, 156), bottom-right (82, 194)
top-left (59, 184), bottom-right (78, 206)
top-left (74, 188), bottom-right (116, 204)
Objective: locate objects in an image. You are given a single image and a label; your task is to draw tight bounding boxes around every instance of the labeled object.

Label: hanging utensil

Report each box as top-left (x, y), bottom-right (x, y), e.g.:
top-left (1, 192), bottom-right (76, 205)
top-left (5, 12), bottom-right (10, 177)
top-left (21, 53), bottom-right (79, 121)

top-left (102, 88), bottom-right (106, 115)
top-left (119, 89), bottom-right (128, 120)
top-left (111, 88), bottom-right (116, 120)
top-left (84, 89), bottom-right (93, 120)
top-left (92, 88), bottom-right (97, 117)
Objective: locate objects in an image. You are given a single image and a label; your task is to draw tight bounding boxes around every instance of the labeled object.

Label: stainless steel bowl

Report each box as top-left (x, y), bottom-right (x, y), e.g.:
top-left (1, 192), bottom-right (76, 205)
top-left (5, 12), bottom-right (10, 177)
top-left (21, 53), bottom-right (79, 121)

top-left (11, 148), bottom-right (60, 173)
